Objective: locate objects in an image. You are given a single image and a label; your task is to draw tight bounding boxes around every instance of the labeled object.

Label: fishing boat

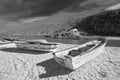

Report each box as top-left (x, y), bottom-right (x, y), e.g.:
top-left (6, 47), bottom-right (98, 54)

top-left (53, 38), bottom-right (107, 70)
top-left (14, 39), bottom-right (58, 52)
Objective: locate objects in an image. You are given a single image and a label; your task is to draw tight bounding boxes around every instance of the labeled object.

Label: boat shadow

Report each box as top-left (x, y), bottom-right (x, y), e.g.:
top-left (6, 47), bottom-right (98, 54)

top-left (36, 58), bottom-right (72, 78)
top-left (0, 48), bottom-right (48, 54)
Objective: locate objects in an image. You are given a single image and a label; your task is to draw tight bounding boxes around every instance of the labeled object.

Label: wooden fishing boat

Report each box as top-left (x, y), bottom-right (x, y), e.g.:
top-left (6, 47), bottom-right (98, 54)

top-left (53, 38), bottom-right (107, 70)
top-left (14, 39), bottom-right (58, 52)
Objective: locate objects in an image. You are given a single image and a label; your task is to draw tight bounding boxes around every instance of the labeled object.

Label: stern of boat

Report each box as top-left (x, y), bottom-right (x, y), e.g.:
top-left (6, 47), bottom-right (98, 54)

top-left (52, 53), bottom-right (74, 70)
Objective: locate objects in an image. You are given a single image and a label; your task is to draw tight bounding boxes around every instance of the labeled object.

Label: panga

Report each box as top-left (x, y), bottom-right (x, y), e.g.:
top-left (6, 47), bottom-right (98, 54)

top-left (53, 38), bottom-right (107, 70)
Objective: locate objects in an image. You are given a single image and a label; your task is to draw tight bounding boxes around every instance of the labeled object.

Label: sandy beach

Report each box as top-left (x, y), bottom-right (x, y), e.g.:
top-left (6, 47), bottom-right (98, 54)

top-left (0, 39), bottom-right (120, 80)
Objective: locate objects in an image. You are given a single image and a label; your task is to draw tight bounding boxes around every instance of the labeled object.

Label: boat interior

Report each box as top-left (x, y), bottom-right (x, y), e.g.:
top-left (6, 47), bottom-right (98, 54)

top-left (56, 39), bottom-right (106, 58)
top-left (68, 40), bottom-right (104, 57)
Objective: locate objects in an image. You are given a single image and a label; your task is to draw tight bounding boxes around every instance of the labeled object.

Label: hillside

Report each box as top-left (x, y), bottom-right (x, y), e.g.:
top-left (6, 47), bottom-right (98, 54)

top-left (73, 9), bottom-right (120, 36)
top-left (0, 0), bottom-right (120, 37)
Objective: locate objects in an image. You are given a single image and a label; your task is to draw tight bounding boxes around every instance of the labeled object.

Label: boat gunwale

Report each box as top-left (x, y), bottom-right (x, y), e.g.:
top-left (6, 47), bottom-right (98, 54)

top-left (53, 38), bottom-right (107, 59)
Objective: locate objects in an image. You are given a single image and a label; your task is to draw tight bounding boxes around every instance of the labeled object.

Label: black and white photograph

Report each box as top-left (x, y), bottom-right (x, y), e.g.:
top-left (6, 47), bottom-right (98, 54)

top-left (0, 0), bottom-right (120, 80)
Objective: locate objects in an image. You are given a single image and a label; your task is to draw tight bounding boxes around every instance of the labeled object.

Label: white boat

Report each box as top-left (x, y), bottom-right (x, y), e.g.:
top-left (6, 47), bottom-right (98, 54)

top-left (53, 38), bottom-right (107, 70)
top-left (14, 39), bottom-right (58, 52)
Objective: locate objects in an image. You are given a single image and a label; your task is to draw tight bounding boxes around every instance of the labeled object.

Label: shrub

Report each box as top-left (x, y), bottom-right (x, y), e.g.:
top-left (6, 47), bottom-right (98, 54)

top-left (73, 9), bottom-right (120, 36)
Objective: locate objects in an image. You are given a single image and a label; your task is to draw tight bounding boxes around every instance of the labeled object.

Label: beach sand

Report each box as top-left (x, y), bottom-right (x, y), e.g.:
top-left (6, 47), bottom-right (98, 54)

top-left (0, 39), bottom-right (120, 80)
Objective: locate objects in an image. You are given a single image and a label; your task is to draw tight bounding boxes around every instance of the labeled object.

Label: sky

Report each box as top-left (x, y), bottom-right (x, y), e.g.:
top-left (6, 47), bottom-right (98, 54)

top-left (0, 0), bottom-right (119, 20)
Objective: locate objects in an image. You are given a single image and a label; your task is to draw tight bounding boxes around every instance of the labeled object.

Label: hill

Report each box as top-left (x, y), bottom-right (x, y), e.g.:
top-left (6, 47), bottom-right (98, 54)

top-left (73, 9), bottom-right (120, 36)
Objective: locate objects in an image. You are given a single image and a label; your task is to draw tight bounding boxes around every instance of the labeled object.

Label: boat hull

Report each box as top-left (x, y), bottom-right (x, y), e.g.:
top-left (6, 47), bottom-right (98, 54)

top-left (53, 39), bottom-right (107, 70)
top-left (15, 41), bottom-right (58, 52)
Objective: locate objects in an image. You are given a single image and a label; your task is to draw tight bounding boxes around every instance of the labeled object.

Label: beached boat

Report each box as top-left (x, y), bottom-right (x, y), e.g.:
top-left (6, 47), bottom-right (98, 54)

top-left (14, 39), bottom-right (58, 52)
top-left (53, 38), bottom-right (107, 70)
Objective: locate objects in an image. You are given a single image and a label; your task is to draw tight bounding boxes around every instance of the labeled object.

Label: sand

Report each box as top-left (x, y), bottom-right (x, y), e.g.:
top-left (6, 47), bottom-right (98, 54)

top-left (0, 40), bottom-right (120, 80)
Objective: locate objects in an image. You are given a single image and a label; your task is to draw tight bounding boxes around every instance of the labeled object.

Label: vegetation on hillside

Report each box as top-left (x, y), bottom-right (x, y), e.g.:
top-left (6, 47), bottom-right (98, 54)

top-left (73, 9), bottom-right (120, 36)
